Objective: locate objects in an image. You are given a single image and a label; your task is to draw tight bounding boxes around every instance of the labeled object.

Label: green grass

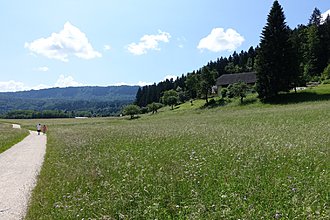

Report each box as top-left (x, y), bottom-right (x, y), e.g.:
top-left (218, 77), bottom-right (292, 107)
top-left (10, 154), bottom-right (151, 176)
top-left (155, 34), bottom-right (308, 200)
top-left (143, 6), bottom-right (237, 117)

top-left (0, 123), bottom-right (29, 153)
top-left (8, 85), bottom-right (330, 219)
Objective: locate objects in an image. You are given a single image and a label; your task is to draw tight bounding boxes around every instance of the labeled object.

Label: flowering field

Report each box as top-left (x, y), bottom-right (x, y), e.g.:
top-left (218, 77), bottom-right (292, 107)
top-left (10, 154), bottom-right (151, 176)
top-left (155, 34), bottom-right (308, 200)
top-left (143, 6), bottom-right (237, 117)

top-left (12, 86), bottom-right (329, 219)
top-left (0, 123), bottom-right (28, 153)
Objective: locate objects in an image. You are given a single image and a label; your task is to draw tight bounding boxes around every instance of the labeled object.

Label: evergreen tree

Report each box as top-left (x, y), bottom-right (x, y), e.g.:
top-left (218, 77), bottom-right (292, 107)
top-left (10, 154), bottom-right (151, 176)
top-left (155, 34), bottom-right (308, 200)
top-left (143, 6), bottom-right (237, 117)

top-left (309, 8), bottom-right (322, 26)
top-left (305, 25), bottom-right (322, 78)
top-left (291, 25), bottom-right (309, 83)
top-left (256, 1), bottom-right (299, 100)
top-left (319, 14), bottom-right (330, 73)
top-left (135, 87), bottom-right (143, 106)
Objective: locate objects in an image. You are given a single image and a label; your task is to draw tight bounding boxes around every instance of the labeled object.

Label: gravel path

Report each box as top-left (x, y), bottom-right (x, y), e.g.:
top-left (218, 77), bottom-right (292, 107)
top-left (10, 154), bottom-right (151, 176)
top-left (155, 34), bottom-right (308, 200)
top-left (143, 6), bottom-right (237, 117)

top-left (0, 129), bottom-right (46, 220)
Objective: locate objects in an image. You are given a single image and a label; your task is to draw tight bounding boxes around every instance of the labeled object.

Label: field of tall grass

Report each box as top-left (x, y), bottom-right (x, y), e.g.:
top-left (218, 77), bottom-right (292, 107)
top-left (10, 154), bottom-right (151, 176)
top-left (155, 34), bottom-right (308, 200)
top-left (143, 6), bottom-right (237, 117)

top-left (0, 123), bottom-right (29, 153)
top-left (2, 85), bottom-right (329, 219)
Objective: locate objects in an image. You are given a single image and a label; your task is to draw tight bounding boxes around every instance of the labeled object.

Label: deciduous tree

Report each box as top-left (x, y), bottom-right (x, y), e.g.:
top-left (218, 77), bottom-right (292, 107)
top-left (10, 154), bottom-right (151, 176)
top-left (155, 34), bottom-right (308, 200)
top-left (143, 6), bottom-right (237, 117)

top-left (123, 104), bottom-right (141, 119)
top-left (199, 67), bottom-right (217, 103)
top-left (162, 90), bottom-right (178, 110)
top-left (228, 82), bottom-right (249, 103)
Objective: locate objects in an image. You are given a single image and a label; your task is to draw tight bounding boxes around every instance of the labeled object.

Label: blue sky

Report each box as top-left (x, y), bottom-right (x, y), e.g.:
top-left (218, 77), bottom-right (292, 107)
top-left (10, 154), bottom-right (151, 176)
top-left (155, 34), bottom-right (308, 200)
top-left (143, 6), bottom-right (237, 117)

top-left (0, 0), bottom-right (329, 91)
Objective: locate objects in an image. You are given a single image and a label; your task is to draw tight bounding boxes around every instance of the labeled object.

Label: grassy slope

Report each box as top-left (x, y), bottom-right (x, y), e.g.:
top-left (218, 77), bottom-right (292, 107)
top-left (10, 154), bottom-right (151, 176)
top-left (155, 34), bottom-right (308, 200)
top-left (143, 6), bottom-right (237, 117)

top-left (0, 123), bottom-right (29, 154)
top-left (19, 85), bottom-right (330, 219)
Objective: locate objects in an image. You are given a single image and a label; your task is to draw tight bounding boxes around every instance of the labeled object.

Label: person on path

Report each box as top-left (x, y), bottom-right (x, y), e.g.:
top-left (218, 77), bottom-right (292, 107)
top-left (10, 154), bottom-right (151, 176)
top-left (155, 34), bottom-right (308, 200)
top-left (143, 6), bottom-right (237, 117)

top-left (36, 123), bottom-right (41, 135)
top-left (42, 124), bottom-right (47, 135)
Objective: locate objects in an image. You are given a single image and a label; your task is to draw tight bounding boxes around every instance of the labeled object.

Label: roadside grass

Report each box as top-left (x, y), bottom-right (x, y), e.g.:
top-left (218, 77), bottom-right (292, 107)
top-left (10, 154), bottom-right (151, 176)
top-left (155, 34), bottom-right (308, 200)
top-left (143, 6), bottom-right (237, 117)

top-left (19, 90), bottom-right (330, 219)
top-left (0, 123), bottom-right (29, 154)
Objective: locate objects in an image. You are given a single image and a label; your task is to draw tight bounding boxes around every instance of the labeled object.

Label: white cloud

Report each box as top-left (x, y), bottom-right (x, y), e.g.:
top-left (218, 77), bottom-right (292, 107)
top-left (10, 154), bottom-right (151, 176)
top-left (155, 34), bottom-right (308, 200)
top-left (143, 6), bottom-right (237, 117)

top-left (0, 75), bottom-right (84, 92)
top-left (127, 30), bottom-right (171, 55)
top-left (24, 22), bottom-right (102, 62)
top-left (54, 74), bottom-right (84, 87)
top-left (0, 81), bottom-right (52, 92)
top-left (35, 66), bottom-right (49, 72)
top-left (197, 28), bottom-right (244, 52)
top-left (321, 9), bottom-right (330, 23)
top-left (113, 75), bottom-right (178, 87)
top-left (31, 84), bottom-right (50, 90)
top-left (104, 45), bottom-right (111, 51)
top-left (112, 81), bottom-right (153, 87)
top-left (0, 80), bottom-right (28, 92)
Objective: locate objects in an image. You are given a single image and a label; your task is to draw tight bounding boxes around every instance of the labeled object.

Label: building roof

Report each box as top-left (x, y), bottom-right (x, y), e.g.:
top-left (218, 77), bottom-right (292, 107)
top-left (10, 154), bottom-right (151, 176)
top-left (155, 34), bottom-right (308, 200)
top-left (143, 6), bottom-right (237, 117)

top-left (216, 72), bottom-right (257, 86)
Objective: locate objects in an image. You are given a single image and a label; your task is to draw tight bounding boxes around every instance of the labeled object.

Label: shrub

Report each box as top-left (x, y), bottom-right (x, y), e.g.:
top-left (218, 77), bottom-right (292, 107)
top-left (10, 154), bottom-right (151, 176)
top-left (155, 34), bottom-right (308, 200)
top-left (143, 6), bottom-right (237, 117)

top-left (202, 98), bottom-right (217, 108)
top-left (220, 88), bottom-right (228, 98)
top-left (147, 102), bottom-right (163, 114)
top-left (208, 98), bottom-right (216, 106)
top-left (322, 79), bottom-right (330, 84)
top-left (321, 64), bottom-right (330, 81)
top-left (140, 107), bottom-right (149, 114)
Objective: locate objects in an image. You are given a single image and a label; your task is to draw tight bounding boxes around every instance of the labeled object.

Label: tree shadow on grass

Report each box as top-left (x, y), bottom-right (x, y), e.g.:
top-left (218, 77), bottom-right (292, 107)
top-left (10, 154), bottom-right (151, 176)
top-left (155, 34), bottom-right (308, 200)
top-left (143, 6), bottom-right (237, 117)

top-left (125, 115), bottom-right (141, 120)
top-left (266, 92), bottom-right (330, 104)
top-left (241, 97), bottom-right (258, 105)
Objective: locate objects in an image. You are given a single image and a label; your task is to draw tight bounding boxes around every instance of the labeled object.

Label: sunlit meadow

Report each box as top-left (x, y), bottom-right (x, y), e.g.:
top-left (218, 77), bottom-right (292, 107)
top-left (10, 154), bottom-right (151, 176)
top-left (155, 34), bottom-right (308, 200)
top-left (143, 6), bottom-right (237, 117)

top-left (5, 85), bottom-right (330, 219)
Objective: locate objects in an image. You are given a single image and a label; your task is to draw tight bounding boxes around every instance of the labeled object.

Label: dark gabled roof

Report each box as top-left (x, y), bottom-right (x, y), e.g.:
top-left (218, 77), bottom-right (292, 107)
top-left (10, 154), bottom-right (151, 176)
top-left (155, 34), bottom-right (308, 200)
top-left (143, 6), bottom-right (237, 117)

top-left (216, 72), bottom-right (257, 86)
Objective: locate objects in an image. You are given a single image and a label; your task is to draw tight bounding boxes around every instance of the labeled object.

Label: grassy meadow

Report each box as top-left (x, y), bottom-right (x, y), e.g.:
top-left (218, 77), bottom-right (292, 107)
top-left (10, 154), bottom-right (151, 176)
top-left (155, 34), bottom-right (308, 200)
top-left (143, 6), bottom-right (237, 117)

top-left (2, 85), bottom-right (329, 219)
top-left (0, 123), bottom-right (29, 153)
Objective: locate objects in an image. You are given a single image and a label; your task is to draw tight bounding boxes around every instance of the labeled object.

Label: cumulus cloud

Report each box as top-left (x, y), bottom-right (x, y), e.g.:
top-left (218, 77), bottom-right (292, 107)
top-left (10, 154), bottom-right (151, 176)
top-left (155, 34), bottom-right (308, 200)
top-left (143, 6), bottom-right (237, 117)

top-left (321, 9), bottom-right (330, 23)
top-left (127, 30), bottom-right (171, 55)
top-left (54, 74), bottom-right (84, 87)
top-left (113, 81), bottom-right (153, 87)
top-left (35, 66), bottom-right (49, 72)
top-left (197, 28), bottom-right (244, 52)
top-left (0, 75), bottom-right (84, 92)
top-left (0, 80), bottom-right (28, 92)
top-left (24, 22), bottom-right (102, 62)
top-left (0, 80), bottom-right (50, 92)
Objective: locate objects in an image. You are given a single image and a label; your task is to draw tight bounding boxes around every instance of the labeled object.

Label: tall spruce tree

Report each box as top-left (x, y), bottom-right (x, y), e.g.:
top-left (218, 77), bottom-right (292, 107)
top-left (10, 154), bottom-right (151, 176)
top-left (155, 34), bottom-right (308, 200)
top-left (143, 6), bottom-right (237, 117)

top-left (135, 87), bottom-right (143, 106)
top-left (256, 0), bottom-right (298, 100)
top-left (309, 8), bottom-right (322, 26)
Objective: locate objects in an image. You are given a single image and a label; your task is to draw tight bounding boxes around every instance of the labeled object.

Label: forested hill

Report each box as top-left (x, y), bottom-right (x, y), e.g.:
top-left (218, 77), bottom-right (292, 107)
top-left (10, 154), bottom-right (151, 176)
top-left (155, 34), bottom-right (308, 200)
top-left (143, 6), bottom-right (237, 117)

top-left (0, 86), bottom-right (139, 117)
top-left (0, 86), bottom-right (139, 101)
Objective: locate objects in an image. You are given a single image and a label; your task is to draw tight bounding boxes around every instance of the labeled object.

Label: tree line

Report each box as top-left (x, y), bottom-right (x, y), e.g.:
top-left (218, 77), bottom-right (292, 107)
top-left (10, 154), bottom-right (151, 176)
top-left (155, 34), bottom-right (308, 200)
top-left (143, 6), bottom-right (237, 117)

top-left (135, 47), bottom-right (258, 107)
top-left (0, 110), bottom-right (93, 119)
top-left (0, 100), bottom-right (134, 119)
top-left (135, 1), bottom-right (330, 106)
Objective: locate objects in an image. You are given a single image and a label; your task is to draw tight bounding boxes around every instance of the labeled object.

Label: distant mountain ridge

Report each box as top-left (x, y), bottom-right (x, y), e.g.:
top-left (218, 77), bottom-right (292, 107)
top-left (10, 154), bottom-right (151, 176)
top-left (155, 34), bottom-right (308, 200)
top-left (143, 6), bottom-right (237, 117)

top-left (0, 85), bottom-right (139, 101)
top-left (0, 86), bottom-right (139, 116)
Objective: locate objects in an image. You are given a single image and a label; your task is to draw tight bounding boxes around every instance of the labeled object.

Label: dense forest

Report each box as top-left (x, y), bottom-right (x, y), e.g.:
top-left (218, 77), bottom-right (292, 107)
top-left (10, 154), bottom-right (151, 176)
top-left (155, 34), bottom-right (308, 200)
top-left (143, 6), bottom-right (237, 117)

top-left (135, 5), bottom-right (330, 106)
top-left (0, 86), bottom-right (139, 118)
